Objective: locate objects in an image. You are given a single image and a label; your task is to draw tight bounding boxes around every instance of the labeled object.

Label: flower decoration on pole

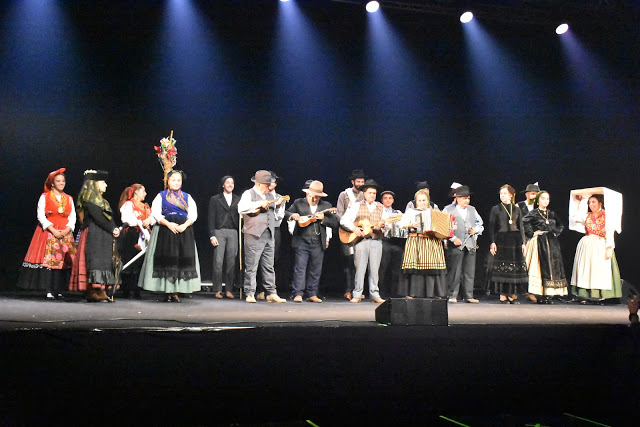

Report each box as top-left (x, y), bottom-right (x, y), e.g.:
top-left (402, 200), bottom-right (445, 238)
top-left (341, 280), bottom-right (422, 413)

top-left (154, 130), bottom-right (178, 189)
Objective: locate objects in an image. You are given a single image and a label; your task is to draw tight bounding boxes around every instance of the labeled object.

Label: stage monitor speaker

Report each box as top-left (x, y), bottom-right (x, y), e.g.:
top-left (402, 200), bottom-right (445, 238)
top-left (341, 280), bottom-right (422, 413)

top-left (375, 298), bottom-right (448, 326)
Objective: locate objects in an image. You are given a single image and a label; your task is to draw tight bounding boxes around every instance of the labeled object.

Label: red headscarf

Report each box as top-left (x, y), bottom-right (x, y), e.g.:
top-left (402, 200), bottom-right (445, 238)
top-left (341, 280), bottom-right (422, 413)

top-left (44, 168), bottom-right (66, 193)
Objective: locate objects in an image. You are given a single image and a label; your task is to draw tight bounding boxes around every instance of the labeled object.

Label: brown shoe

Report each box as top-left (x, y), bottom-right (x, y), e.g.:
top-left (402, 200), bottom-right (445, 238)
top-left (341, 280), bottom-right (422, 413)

top-left (171, 294), bottom-right (181, 303)
top-left (293, 295), bottom-right (303, 303)
top-left (466, 298), bottom-right (480, 304)
top-left (306, 296), bottom-right (323, 303)
top-left (257, 292), bottom-right (266, 300)
top-left (225, 291), bottom-right (235, 299)
top-left (344, 292), bottom-right (352, 300)
top-left (215, 291), bottom-right (223, 299)
top-left (85, 289), bottom-right (102, 302)
top-left (372, 297), bottom-right (386, 304)
top-left (526, 293), bottom-right (537, 303)
top-left (350, 297), bottom-right (362, 303)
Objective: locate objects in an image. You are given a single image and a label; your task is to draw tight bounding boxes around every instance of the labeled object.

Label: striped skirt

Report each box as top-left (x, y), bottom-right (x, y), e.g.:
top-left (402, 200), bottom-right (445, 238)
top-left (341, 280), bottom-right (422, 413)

top-left (401, 234), bottom-right (447, 275)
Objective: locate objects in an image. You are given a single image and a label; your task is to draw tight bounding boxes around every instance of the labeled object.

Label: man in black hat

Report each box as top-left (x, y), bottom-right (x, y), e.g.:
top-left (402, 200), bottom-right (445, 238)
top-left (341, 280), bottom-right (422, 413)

top-left (340, 179), bottom-right (390, 304)
top-left (517, 182), bottom-right (540, 303)
top-left (406, 181), bottom-right (438, 211)
top-left (238, 170), bottom-right (287, 303)
top-left (208, 175), bottom-right (240, 299)
top-left (442, 186), bottom-right (483, 303)
top-left (517, 182), bottom-right (540, 216)
top-left (286, 180), bottom-right (338, 303)
top-left (336, 169), bottom-right (367, 300)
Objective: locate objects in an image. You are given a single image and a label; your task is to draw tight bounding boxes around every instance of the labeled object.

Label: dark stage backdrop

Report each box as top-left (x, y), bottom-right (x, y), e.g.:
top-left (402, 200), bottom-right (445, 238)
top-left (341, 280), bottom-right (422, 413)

top-left (1, 1), bottom-right (638, 291)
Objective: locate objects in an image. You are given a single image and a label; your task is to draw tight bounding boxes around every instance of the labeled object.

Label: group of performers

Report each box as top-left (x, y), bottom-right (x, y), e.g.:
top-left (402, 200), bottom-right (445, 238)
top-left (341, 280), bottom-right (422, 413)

top-left (16, 167), bottom-right (623, 306)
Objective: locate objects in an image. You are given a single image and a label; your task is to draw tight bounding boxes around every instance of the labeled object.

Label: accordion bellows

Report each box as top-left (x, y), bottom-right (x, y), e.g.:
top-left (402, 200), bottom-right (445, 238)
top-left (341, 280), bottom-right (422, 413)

top-left (414, 210), bottom-right (454, 239)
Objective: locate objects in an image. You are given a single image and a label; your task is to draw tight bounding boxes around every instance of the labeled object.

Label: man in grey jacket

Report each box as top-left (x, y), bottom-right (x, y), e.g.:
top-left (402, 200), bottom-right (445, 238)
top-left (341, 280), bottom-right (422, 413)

top-left (443, 186), bottom-right (483, 303)
top-left (238, 170), bottom-right (287, 303)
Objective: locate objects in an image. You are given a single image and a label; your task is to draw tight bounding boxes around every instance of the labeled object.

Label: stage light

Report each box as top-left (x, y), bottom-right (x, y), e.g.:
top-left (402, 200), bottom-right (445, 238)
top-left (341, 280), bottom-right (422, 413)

top-left (366, 1), bottom-right (380, 13)
top-left (280, 0), bottom-right (290, 2)
top-left (460, 12), bottom-right (473, 23)
top-left (556, 23), bottom-right (569, 35)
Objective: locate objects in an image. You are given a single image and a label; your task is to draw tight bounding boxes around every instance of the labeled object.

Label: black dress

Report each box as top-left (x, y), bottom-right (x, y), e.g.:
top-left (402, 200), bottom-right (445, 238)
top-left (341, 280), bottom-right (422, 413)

top-left (523, 209), bottom-right (568, 296)
top-left (487, 203), bottom-right (528, 295)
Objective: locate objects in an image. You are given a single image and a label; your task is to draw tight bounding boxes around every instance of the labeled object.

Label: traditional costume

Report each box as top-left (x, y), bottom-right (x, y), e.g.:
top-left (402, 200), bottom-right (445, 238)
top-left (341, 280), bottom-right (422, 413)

top-left (523, 202), bottom-right (568, 298)
top-left (487, 196), bottom-right (529, 298)
top-left (569, 188), bottom-right (622, 301)
top-left (138, 181), bottom-right (201, 298)
top-left (340, 179), bottom-right (390, 303)
top-left (17, 168), bottom-right (76, 296)
top-left (378, 191), bottom-right (406, 299)
top-left (400, 207), bottom-right (449, 298)
top-left (238, 170), bottom-right (286, 302)
top-left (69, 170), bottom-right (118, 301)
top-left (118, 185), bottom-right (155, 298)
top-left (443, 186), bottom-right (483, 303)
top-left (285, 181), bottom-right (338, 301)
top-left (336, 169), bottom-right (366, 299)
top-left (208, 175), bottom-right (240, 298)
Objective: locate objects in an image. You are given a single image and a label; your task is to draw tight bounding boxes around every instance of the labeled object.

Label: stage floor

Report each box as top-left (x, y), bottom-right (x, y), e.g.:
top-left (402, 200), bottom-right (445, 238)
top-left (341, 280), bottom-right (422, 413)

top-left (0, 291), bottom-right (630, 330)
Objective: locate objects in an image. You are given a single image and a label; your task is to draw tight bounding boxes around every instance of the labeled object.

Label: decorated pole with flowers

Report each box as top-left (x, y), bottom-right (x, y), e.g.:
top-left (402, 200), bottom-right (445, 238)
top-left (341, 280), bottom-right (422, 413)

top-left (154, 130), bottom-right (178, 189)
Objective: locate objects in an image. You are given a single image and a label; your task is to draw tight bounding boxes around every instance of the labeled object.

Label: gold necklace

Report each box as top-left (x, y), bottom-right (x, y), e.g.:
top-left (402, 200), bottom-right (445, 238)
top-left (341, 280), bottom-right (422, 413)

top-left (501, 202), bottom-right (513, 225)
top-left (538, 209), bottom-right (549, 225)
top-left (51, 191), bottom-right (66, 214)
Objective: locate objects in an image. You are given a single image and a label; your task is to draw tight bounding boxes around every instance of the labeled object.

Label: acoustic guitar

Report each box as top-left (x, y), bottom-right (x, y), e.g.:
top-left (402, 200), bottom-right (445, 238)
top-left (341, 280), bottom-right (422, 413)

top-left (294, 207), bottom-right (337, 227)
top-left (243, 195), bottom-right (290, 217)
top-left (338, 215), bottom-right (402, 244)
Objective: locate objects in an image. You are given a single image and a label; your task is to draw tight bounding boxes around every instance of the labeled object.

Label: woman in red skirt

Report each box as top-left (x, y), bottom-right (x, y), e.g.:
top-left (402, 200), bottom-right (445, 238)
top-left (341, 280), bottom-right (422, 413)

top-left (17, 168), bottom-right (77, 299)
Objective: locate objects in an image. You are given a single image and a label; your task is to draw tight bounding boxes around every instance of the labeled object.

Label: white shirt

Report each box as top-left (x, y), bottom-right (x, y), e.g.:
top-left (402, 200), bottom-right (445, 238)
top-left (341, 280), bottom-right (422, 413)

top-left (120, 200), bottom-right (157, 227)
top-left (238, 186), bottom-right (284, 222)
top-left (223, 192), bottom-right (233, 206)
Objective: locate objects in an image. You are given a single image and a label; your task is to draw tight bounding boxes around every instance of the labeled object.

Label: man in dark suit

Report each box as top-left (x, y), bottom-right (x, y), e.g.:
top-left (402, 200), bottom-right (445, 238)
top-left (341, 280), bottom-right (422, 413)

top-left (208, 175), bottom-right (240, 299)
top-left (286, 181), bottom-right (338, 303)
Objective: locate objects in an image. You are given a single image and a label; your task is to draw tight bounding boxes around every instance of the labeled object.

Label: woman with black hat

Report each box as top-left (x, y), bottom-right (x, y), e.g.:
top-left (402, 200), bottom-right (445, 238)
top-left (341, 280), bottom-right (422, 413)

top-left (138, 170), bottom-right (201, 302)
top-left (69, 169), bottom-right (120, 302)
top-left (17, 168), bottom-right (77, 299)
top-left (522, 190), bottom-right (568, 303)
top-left (487, 184), bottom-right (528, 303)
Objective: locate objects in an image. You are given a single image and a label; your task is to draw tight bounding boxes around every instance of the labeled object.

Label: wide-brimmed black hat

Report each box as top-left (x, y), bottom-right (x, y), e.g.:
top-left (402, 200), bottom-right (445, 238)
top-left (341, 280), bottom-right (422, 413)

top-left (522, 182), bottom-right (540, 193)
top-left (357, 179), bottom-right (382, 193)
top-left (269, 171), bottom-right (283, 183)
top-left (448, 182), bottom-right (462, 198)
top-left (454, 186), bottom-right (472, 197)
top-left (415, 181), bottom-right (430, 190)
top-left (349, 169), bottom-right (367, 180)
top-left (251, 170), bottom-right (276, 184)
top-left (83, 169), bottom-right (109, 181)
